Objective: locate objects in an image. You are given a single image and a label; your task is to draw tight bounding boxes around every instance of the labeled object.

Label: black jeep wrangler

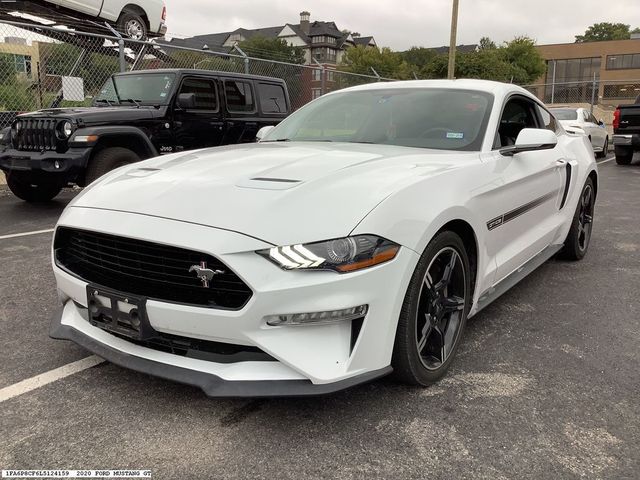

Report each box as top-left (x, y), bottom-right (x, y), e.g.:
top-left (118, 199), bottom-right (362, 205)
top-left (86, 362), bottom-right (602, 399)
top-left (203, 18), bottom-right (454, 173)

top-left (0, 69), bottom-right (290, 201)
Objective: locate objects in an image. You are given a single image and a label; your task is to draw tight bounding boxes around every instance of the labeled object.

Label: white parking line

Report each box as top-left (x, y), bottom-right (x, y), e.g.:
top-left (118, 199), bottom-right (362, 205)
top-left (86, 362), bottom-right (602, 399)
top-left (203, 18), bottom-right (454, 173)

top-left (0, 355), bottom-right (104, 403)
top-left (596, 155), bottom-right (617, 165)
top-left (0, 228), bottom-right (54, 240)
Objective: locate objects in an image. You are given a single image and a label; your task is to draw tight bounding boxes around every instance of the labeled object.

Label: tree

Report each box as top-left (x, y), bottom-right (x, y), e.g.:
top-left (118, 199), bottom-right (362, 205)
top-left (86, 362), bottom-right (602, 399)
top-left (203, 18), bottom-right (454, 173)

top-left (0, 53), bottom-right (16, 85)
top-left (398, 47), bottom-right (437, 70)
top-left (238, 36), bottom-right (305, 65)
top-left (575, 22), bottom-right (631, 42)
top-left (339, 45), bottom-right (413, 80)
top-left (499, 36), bottom-right (546, 84)
top-left (478, 37), bottom-right (497, 50)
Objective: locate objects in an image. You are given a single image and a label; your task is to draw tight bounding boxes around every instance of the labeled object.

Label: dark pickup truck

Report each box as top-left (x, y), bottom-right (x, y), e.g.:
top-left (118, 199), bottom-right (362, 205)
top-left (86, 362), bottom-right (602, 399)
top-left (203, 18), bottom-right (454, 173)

top-left (0, 69), bottom-right (290, 202)
top-left (613, 102), bottom-right (640, 165)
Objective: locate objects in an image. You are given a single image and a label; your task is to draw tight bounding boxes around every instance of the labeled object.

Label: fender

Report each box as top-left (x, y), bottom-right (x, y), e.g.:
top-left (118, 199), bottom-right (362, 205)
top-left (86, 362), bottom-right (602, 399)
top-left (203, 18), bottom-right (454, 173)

top-left (69, 125), bottom-right (159, 160)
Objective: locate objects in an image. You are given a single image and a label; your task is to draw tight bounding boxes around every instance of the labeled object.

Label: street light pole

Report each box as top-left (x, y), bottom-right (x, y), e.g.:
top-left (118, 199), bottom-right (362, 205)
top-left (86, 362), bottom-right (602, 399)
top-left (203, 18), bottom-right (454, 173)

top-left (447, 0), bottom-right (459, 79)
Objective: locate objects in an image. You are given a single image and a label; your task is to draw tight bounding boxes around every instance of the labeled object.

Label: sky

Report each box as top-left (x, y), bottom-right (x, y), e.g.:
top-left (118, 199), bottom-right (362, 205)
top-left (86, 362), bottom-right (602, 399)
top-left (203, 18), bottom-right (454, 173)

top-left (164, 0), bottom-right (640, 50)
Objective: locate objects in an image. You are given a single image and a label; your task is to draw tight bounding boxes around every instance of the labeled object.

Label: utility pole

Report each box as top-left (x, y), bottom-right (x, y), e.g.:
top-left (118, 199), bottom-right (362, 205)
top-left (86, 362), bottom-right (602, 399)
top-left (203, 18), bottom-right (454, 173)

top-left (447, 0), bottom-right (459, 79)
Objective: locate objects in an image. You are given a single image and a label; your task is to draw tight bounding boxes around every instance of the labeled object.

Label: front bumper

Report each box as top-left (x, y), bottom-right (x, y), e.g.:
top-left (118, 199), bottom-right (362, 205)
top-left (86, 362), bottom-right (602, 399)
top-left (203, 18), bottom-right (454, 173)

top-left (51, 207), bottom-right (418, 396)
top-left (0, 147), bottom-right (91, 181)
top-left (49, 306), bottom-right (391, 397)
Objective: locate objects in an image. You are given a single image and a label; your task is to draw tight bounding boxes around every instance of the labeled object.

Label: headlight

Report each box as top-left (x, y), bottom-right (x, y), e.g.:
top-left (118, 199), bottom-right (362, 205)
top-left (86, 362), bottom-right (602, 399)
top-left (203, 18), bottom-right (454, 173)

top-left (57, 121), bottom-right (73, 139)
top-left (257, 235), bottom-right (400, 273)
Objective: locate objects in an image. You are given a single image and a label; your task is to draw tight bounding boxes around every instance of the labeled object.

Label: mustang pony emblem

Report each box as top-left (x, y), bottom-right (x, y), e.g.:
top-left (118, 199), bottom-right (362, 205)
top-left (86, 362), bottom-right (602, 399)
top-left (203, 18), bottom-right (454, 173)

top-left (189, 261), bottom-right (225, 288)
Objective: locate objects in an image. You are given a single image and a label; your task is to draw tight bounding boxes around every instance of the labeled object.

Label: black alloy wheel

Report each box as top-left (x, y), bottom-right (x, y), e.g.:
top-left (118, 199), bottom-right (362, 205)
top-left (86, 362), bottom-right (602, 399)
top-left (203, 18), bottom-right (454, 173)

top-left (576, 183), bottom-right (595, 253)
top-left (416, 247), bottom-right (466, 370)
top-left (560, 177), bottom-right (595, 261)
top-left (392, 231), bottom-right (471, 385)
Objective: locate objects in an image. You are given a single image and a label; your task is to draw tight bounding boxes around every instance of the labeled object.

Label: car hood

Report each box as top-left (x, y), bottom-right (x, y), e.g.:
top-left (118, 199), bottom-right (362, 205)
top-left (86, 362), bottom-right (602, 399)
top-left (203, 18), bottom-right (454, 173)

top-left (19, 106), bottom-right (164, 123)
top-left (71, 142), bottom-right (478, 246)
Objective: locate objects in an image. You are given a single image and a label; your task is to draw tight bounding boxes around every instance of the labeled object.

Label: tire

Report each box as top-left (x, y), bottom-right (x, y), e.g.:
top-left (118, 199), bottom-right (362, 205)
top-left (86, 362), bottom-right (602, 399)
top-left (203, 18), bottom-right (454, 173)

top-left (117, 10), bottom-right (148, 40)
top-left (85, 147), bottom-right (139, 185)
top-left (392, 231), bottom-right (471, 386)
top-left (615, 146), bottom-right (633, 165)
top-left (6, 171), bottom-right (62, 202)
top-left (597, 137), bottom-right (608, 159)
top-left (559, 177), bottom-right (595, 261)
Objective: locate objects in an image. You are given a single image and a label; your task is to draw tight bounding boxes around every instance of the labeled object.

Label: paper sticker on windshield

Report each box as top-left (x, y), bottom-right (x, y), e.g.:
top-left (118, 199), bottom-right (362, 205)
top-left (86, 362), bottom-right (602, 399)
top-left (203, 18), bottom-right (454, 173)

top-left (160, 92), bottom-right (167, 97)
top-left (447, 132), bottom-right (464, 139)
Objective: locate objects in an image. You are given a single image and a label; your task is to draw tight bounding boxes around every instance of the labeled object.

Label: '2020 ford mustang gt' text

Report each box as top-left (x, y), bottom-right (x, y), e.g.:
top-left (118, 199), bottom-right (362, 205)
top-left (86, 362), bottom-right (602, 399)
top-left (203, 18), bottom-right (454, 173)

top-left (50, 80), bottom-right (598, 396)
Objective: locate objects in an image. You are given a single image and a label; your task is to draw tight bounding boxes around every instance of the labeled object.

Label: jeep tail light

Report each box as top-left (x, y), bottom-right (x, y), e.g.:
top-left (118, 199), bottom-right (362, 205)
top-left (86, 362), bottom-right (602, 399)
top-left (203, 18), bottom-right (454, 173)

top-left (161, 6), bottom-right (166, 21)
top-left (613, 108), bottom-right (621, 129)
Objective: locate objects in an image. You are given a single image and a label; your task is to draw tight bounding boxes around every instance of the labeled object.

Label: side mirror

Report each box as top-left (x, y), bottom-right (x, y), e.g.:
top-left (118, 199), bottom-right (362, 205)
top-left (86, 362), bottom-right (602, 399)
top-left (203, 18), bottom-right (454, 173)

top-left (256, 125), bottom-right (275, 142)
top-left (598, 119), bottom-right (605, 127)
top-left (500, 128), bottom-right (558, 157)
top-left (176, 93), bottom-right (196, 110)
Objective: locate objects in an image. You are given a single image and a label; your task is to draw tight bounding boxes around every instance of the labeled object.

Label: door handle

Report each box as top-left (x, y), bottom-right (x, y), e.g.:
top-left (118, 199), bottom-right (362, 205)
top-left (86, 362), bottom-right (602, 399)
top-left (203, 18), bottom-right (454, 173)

top-left (556, 159), bottom-right (567, 166)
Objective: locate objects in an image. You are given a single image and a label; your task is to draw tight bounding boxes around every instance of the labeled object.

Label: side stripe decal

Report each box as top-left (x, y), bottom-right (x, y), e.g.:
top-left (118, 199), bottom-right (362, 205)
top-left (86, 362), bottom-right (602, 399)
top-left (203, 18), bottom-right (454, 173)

top-left (486, 190), bottom-right (559, 231)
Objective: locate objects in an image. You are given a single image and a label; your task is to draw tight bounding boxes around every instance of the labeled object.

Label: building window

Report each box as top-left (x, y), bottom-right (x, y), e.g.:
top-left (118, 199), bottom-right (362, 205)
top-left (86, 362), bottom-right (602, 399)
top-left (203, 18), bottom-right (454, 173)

top-left (311, 88), bottom-right (322, 99)
top-left (606, 54), bottom-right (640, 70)
top-left (312, 69), bottom-right (322, 81)
top-left (13, 54), bottom-right (31, 76)
top-left (545, 57), bottom-right (601, 84)
top-left (326, 70), bottom-right (335, 82)
top-left (603, 83), bottom-right (640, 99)
top-left (312, 47), bottom-right (337, 63)
top-left (312, 36), bottom-right (325, 44)
top-left (327, 36), bottom-right (336, 45)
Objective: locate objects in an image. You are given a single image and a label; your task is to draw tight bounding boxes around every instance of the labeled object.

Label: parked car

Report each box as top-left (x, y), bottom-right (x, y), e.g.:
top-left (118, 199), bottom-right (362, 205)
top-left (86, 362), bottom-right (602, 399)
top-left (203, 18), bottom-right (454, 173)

top-left (49, 80), bottom-right (598, 397)
top-left (612, 102), bottom-right (640, 165)
top-left (549, 107), bottom-right (609, 158)
top-left (35, 0), bottom-right (167, 39)
top-left (0, 69), bottom-right (290, 202)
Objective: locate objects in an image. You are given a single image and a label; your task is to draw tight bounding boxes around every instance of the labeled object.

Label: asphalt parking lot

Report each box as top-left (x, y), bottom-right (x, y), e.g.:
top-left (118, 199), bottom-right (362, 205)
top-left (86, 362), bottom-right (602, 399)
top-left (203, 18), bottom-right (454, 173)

top-left (1, 157), bottom-right (639, 480)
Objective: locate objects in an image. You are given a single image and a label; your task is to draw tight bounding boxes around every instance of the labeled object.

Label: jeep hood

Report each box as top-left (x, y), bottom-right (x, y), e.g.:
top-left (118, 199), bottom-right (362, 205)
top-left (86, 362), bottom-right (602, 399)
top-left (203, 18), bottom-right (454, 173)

top-left (70, 142), bottom-right (477, 246)
top-left (21, 106), bottom-right (165, 123)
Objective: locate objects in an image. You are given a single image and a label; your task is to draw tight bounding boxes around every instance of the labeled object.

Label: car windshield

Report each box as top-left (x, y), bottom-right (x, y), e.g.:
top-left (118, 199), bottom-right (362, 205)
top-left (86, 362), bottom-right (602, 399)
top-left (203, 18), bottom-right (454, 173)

top-left (550, 108), bottom-right (579, 121)
top-left (95, 73), bottom-right (176, 106)
top-left (262, 88), bottom-right (494, 151)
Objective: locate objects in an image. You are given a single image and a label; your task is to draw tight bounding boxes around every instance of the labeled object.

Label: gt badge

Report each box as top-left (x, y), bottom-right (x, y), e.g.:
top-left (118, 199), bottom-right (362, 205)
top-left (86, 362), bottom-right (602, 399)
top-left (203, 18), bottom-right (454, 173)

top-left (189, 261), bottom-right (225, 288)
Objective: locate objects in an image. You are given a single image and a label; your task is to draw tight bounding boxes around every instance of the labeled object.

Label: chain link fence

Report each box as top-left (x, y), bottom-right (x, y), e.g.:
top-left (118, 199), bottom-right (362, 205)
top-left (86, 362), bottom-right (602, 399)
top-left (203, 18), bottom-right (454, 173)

top-left (0, 19), bottom-right (392, 127)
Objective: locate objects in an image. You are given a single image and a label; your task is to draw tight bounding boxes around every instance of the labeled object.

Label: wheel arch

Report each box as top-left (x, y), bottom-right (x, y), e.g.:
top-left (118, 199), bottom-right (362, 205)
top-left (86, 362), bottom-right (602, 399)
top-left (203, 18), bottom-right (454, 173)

top-left (91, 133), bottom-right (155, 160)
top-left (119, 3), bottom-right (150, 29)
top-left (436, 219), bottom-right (479, 305)
top-left (588, 168), bottom-right (598, 199)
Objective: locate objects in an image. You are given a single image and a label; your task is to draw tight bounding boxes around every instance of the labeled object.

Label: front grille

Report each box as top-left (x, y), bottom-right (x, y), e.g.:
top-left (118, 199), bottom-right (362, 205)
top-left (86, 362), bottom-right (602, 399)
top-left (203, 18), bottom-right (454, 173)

top-left (14, 118), bottom-right (60, 151)
top-left (112, 330), bottom-right (275, 363)
top-left (55, 227), bottom-right (253, 309)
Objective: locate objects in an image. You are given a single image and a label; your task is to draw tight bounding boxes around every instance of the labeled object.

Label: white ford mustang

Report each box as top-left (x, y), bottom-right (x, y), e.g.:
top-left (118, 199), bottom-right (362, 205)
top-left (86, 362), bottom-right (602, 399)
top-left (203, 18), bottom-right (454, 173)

top-left (50, 80), bottom-right (598, 397)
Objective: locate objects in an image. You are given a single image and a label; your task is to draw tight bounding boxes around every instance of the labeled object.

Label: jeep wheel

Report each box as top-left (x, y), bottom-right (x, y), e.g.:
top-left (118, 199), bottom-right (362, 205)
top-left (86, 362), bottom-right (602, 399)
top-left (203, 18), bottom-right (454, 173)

top-left (6, 172), bottom-right (62, 202)
top-left (615, 146), bottom-right (633, 165)
top-left (85, 147), bottom-right (139, 185)
top-left (117, 10), bottom-right (148, 40)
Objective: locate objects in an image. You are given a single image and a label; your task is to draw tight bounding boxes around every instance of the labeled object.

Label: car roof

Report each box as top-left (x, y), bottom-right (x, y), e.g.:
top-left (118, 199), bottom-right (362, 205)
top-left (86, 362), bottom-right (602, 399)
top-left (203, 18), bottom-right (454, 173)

top-left (115, 68), bottom-right (287, 83)
top-left (333, 79), bottom-right (536, 98)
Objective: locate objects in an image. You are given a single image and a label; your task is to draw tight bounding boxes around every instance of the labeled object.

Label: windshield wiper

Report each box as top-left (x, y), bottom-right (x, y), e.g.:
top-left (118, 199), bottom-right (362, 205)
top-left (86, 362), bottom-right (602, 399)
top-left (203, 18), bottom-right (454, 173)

top-left (95, 99), bottom-right (114, 106)
top-left (262, 138), bottom-right (291, 142)
top-left (121, 98), bottom-right (142, 108)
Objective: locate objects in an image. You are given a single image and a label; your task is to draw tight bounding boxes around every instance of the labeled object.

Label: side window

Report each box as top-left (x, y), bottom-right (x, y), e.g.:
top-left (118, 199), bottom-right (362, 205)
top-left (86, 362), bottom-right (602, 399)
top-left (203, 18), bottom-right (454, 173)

top-left (536, 105), bottom-right (559, 134)
top-left (589, 113), bottom-right (598, 124)
top-left (225, 80), bottom-right (255, 113)
top-left (582, 111), bottom-right (590, 122)
top-left (178, 78), bottom-right (218, 110)
top-left (495, 97), bottom-right (539, 149)
top-left (258, 83), bottom-right (287, 114)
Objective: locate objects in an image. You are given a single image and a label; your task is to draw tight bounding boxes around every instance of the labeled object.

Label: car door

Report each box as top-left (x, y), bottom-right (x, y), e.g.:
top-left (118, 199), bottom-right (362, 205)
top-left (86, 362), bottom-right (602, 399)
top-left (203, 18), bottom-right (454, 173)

top-left (221, 78), bottom-right (260, 144)
top-left (481, 96), bottom-right (567, 283)
top-left (173, 76), bottom-right (225, 151)
top-left (588, 111), bottom-right (607, 149)
top-left (52, 0), bottom-right (102, 16)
